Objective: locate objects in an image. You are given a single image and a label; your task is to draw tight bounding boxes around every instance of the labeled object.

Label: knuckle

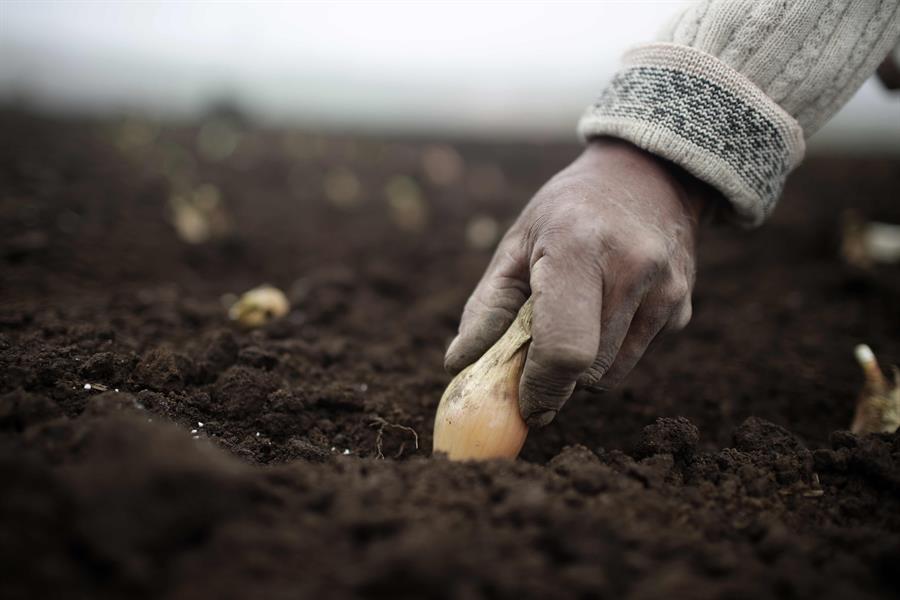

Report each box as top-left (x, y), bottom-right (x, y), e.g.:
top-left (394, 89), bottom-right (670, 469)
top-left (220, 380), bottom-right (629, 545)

top-left (532, 341), bottom-right (595, 376)
top-left (588, 354), bottom-right (614, 379)
top-left (461, 282), bottom-right (527, 330)
top-left (579, 355), bottom-right (613, 388)
top-left (561, 220), bottom-right (602, 250)
top-left (497, 226), bottom-right (525, 248)
top-left (577, 372), bottom-right (602, 390)
top-left (628, 238), bottom-right (669, 274)
top-left (458, 297), bottom-right (488, 330)
top-left (521, 381), bottom-right (567, 411)
top-left (669, 301), bottom-right (693, 331)
top-left (499, 224), bottom-right (528, 250)
top-left (520, 376), bottom-right (574, 415)
top-left (663, 277), bottom-right (691, 305)
top-left (536, 225), bottom-right (601, 268)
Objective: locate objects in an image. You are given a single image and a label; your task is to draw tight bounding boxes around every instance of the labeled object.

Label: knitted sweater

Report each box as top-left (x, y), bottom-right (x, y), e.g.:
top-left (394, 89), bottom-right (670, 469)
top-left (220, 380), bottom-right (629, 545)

top-left (578, 1), bottom-right (900, 226)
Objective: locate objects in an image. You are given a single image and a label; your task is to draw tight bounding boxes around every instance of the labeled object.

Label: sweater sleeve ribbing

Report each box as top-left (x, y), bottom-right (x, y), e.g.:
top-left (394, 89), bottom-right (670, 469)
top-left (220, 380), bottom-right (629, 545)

top-left (578, 0), bottom-right (900, 226)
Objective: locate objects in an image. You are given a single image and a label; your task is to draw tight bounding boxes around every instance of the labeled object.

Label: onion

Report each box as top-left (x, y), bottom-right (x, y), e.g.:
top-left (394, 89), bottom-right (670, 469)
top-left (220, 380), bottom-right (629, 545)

top-left (433, 298), bottom-right (534, 460)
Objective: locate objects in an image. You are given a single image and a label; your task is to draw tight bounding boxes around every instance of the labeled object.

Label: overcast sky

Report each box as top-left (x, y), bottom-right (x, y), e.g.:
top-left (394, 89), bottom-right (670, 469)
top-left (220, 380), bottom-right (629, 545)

top-left (1, 0), bottom-right (897, 150)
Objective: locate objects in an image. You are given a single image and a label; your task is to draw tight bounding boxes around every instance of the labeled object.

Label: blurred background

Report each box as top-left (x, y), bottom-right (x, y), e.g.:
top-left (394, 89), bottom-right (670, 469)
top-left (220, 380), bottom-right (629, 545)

top-left (2, 0), bottom-right (898, 152)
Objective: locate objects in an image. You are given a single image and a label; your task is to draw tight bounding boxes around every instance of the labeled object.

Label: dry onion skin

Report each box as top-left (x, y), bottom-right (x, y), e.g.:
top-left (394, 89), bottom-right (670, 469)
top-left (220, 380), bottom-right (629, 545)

top-left (851, 344), bottom-right (900, 435)
top-left (228, 285), bottom-right (289, 328)
top-left (433, 298), bottom-right (533, 460)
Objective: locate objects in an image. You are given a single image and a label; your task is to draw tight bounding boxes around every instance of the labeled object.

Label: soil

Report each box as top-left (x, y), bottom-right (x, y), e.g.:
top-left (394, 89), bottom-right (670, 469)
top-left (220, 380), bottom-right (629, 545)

top-left (2, 109), bottom-right (899, 599)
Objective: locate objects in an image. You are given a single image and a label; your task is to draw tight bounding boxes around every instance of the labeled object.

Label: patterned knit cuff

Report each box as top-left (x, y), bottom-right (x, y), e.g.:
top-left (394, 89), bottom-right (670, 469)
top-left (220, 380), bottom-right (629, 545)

top-left (578, 43), bottom-right (806, 227)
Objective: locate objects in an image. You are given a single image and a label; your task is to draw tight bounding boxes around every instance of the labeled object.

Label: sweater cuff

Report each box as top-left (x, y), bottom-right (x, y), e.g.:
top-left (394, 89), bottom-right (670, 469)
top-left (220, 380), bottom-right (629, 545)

top-left (578, 43), bottom-right (806, 227)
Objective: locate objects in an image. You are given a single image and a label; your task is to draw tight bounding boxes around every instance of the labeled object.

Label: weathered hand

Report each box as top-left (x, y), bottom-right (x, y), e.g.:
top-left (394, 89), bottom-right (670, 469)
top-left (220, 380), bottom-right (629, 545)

top-left (445, 137), bottom-right (709, 427)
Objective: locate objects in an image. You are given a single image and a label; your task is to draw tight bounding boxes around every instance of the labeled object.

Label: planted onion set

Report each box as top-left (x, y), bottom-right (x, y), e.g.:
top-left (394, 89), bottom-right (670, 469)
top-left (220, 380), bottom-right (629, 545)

top-left (433, 298), bottom-right (534, 460)
top-left (851, 344), bottom-right (900, 434)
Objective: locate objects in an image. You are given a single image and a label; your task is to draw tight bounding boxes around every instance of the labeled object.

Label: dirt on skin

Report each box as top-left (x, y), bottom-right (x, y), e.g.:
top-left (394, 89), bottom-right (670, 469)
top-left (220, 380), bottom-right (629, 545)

top-left (1, 110), bottom-right (900, 599)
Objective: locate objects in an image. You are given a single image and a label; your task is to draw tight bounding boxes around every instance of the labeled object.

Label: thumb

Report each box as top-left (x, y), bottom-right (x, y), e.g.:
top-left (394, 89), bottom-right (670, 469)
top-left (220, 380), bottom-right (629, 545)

top-left (445, 251), bottom-right (529, 374)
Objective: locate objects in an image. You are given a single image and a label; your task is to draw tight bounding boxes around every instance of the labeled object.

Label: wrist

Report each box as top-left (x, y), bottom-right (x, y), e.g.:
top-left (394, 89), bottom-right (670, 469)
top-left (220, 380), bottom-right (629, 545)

top-left (581, 136), bottom-right (715, 228)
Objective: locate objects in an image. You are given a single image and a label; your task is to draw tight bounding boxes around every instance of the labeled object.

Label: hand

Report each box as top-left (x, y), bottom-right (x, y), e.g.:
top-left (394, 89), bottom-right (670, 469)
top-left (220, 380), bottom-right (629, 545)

top-left (445, 137), bottom-right (709, 427)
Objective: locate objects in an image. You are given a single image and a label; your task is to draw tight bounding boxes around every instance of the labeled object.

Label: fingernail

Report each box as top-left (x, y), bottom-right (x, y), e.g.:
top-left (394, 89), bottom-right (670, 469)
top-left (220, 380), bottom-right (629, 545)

top-left (444, 336), bottom-right (462, 370)
top-left (525, 410), bottom-right (557, 428)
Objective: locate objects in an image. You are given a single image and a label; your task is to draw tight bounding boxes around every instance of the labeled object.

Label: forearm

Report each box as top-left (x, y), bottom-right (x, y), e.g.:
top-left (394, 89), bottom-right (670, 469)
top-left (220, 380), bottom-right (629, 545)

top-left (579, 0), bottom-right (900, 226)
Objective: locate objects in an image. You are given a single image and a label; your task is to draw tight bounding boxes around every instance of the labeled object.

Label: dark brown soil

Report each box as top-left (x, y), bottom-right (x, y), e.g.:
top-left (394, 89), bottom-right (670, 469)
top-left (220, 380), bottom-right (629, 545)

top-left (2, 110), bottom-right (899, 599)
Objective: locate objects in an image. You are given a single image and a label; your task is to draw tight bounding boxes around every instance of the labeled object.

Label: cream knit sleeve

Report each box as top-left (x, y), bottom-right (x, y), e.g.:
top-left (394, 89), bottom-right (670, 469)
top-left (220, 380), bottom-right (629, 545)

top-left (578, 1), bottom-right (900, 226)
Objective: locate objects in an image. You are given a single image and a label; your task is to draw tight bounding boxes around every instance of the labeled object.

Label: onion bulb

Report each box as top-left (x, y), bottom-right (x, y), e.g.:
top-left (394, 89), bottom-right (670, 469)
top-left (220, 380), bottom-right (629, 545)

top-left (851, 344), bottom-right (900, 434)
top-left (228, 284), bottom-right (289, 328)
top-left (433, 297), bottom-right (534, 460)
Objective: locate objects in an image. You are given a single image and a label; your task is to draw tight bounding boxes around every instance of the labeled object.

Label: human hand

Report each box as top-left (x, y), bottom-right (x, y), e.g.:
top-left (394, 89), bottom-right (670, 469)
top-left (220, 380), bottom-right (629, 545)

top-left (445, 138), bottom-right (709, 427)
